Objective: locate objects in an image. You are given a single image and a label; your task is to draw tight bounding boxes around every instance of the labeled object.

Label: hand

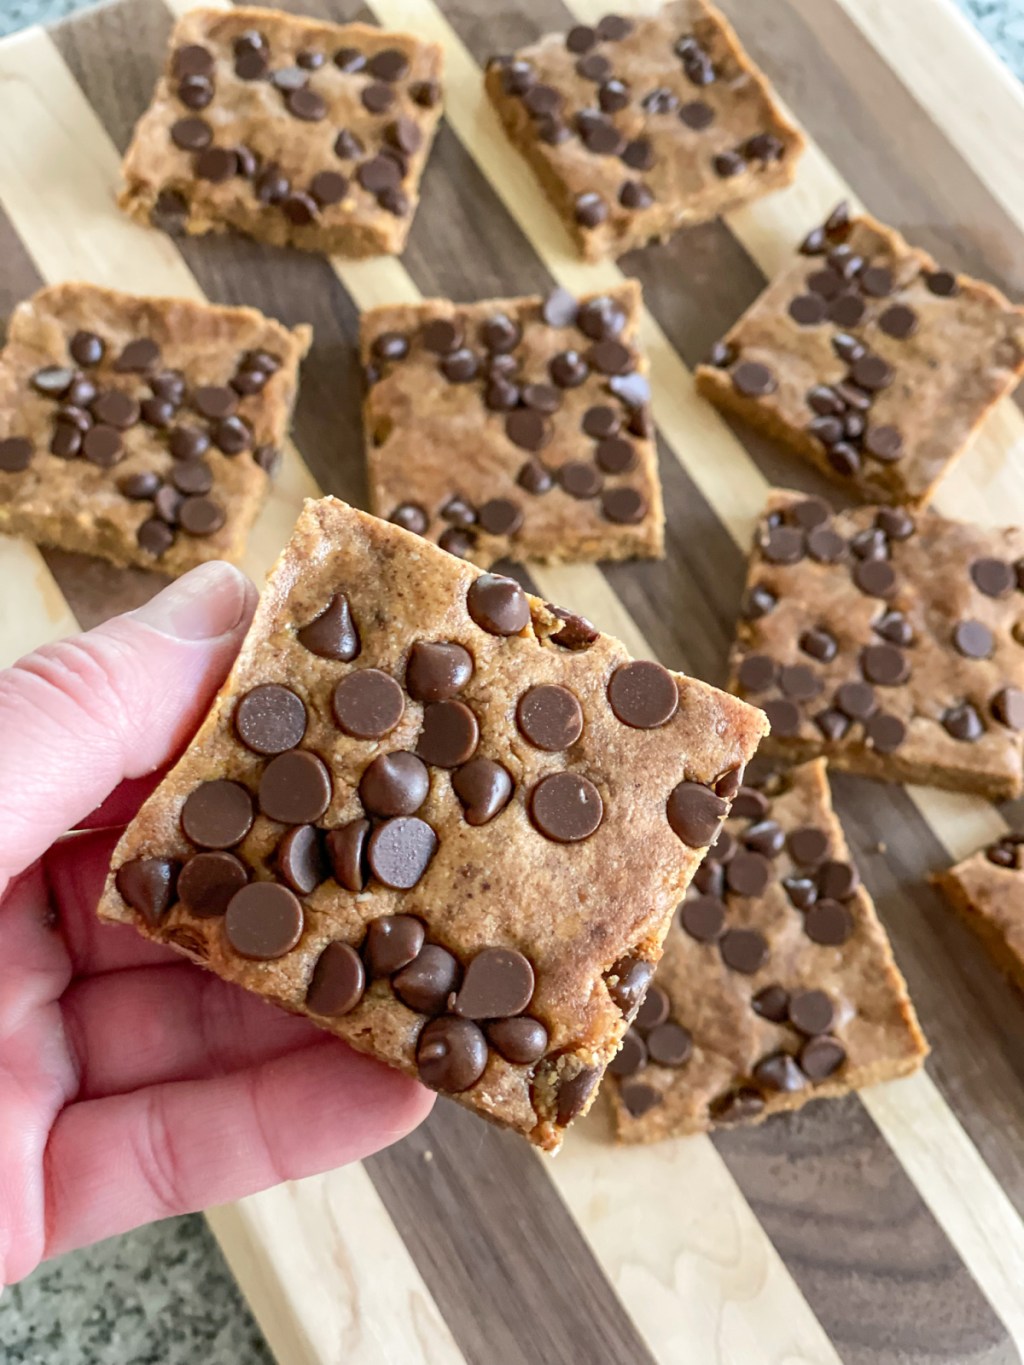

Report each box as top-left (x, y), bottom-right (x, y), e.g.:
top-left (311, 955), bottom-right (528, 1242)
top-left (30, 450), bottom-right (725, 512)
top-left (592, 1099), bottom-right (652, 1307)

top-left (0, 562), bottom-right (433, 1285)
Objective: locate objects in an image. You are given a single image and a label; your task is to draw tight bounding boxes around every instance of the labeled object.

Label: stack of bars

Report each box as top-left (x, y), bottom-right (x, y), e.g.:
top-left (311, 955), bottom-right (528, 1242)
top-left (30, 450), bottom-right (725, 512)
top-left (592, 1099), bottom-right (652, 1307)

top-left (2, 0), bottom-right (1023, 1151)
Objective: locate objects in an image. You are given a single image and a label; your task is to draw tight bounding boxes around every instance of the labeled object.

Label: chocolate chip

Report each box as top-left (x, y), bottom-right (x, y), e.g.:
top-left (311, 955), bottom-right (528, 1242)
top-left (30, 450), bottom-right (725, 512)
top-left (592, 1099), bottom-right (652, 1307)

top-left (860, 265), bottom-right (894, 297)
top-left (297, 594), bottom-right (360, 662)
top-left (119, 471), bottom-right (160, 500)
top-left (738, 655), bottom-right (775, 693)
top-left (634, 985), bottom-right (669, 1031)
top-left (575, 192), bottom-right (609, 228)
top-left (800, 627), bottom-right (838, 664)
top-left (450, 756), bottom-right (512, 826)
top-left (181, 779), bottom-right (253, 849)
top-left (762, 699), bottom-right (801, 736)
top-left (745, 820), bottom-right (785, 857)
top-left (608, 1030), bottom-right (648, 1077)
top-left (234, 50), bottom-right (267, 80)
top-left (439, 528), bottom-right (475, 559)
top-left (277, 824), bottom-right (326, 895)
top-left (789, 827), bottom-right (830, 866)
top-left (752, 985), bottom-right (790, 1022)
top-left (814, 708), bottom-right (850, 741)
top-left (453, 947), bottom-right (535, 1020)
top-left (417, 1018), bottom-right (488, 1094)
top-left (173, 42), bottom-right (213, 78)
top-left (942, 702), bottom-right (984, 742)
top-left (566, 23), bottom-right (596, 52)
top-left (504, 409), bottom-right (550, 452)
top-left (176, 851), bottom-right (247, 919)
top-left (788, 989), bottom-right (834, 1035)
top-left (645, 1022), bottom-right (692, 1067)
top-left (732, 788), bottom-right (771, 820)
top-left (224, 882), bottom-right (303, 960)
top-left (530, 772), bottom-right (603, 842)
top-left (556, 1066), bottom-right (600, 1125)
top-left (970, 557), bottom-right (1014, 598)
top-left (720, 927), bottom-right (769, 974)
top-left (487, 1017), bottom-right (548, 1067)
top-left (836, 680), bottom-right (877, 720)
top-left (784, 876), bottom-right (818, 910)
top-left (541, 288), bottom-right (578, 327)
top-left (779, 664), bottom-right (822, 701)
top-left (878, 303), bottom-right (918, 339)
top-left (303, 941), bottom-right (365, 1017)
top-left (680, 895), bottom-right (725, 942)
top-left (992, 687), bottom-right (1024, 731)
top-left (390, 503), bottom-right (428, 534)
top-left (742, 585), bottom-right (778, 618)
top-left (926, 270), bottom-right (959, 297)
top-left (576, 53), bottom-right (611, 81)
top-left (602, 487), bottom-right (648, 524)
top-left (171, 115), bottom-right (212, 151)
top-left (416, 699), bottom-right (479, 768)
top-left (91, 390), bottom-right (140, 429)
top-left (713, 150), bottom-right (746, 178)
top-left (515, 460), bottom-right (552, 496)
top-left (789, 294), bottom-right (827, 326)
top-left (137, 518), bottom-right (174, 556)
top-left (827, 444), bottom-right (862, 479)
top-left (954, 620), bottom-right (994, 659)
top-left (359, 751), bottom-right (430, 818)
top-left (366, 47), bottom-right (409, 81)
top-left (800, 1035), bottom-right (846, 1079)
top-left (211, 415), bottom-right (252, 455)
top-left (332, 669), bottom-right (404, 741)
top-left (549, 350), bottom-right (590, 388)
top-left (49, 424), bottom-right (81, 459)
top-left (866, 712), bottom-right (906, 752)
top-left (115, 857), bottom-right (178, 925)
top-left (393, 943), bottom-right (459, 1013)
top-left (620, 180), bottom-right (654, 210)
top-left (593, 435), bottom-right (636, 475)
top-left (606, 956), bottom-right (655, 1016)
top-left (548, 605), bottom-right (600, 651)
top-left (258, 751), bottom-right (331, 825)
top-left (619, 1081), bottom-right (661, 1117)
top-left (195, 146), bottom-right (239, 183)
top-left (876, 514), bottom-right (915, 545)
top-left (805, 899), bottom-right (854, 945)
top-left (324, 818), bottom-right (370, 893)
top-left (760, 525), bottom-right (804, 564)
top-left (667, 781), bottom-right (728, 847)
top-left (357, 154), bottom-right (402, 194)
top-left (607, 660), bottom-right (679, 729)
top-left (850, 354), bottom-right (893, 392)
top-left (235, 684), bottom-right (307, 755)
top-left (151, 188), bottom-right (189, 234)
top-left (853, 559), bottom-right (896, 597)
top-left (864, 425), bottom-right (904, 462)
top-left (679, 99), bottom-right (714, 129)
top-left (726, 851), bottom-right (772, 898)
top-left (559, 461), bottom-right (603, 500)
top-left (861, 643), bottom-right (910, 686)
top-left (588, 339), bottom-right (633, 375)
top-left (467, 574), bottom-right (530, 635)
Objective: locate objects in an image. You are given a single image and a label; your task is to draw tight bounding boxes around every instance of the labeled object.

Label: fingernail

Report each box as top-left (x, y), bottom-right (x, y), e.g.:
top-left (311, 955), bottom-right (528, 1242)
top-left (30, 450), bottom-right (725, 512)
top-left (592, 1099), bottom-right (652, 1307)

top-left (130, 562), bottom-right (253, 642)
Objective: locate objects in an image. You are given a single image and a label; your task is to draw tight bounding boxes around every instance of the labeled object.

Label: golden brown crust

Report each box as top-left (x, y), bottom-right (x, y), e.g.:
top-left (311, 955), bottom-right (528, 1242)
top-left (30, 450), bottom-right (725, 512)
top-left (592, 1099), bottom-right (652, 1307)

top-left (98, 496), bottom-right (767, 1150)
top-left (729, 491), bottom-right (1024, 801)
top-left (934, 842), bottom-right (1024, 994)
top-left (361, 281), bottom-right (665, 568)
top-left (485, 0), bottom-right (804, 262)
top-left (610, 759), bottom-right (927, 1142)
top-left (0, 282), bottom-right (309, 574)
top-left (696, 211), bottom-right (1024, 507)
top-left (119, 8), bottom-right (443, 257)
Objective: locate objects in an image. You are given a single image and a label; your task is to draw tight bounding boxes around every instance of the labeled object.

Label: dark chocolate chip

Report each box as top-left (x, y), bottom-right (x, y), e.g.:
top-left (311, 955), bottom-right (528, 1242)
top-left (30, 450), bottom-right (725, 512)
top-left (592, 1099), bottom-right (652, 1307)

top-left (367, 817), bottom-right (438, 890)
top-left (452, 757), bottom-right (514, 826)
top-left (277, 824), bottom-right (326, 896)
top-left (942, 702), bottom-right (984, 742)
top-left (390, 503), bottom-right (429, 535)
top-left (926, 270), bottom-right (959, 297)
top-left (115, 857), bottom-right (178, 925)
top-left (177, 851), bottom-right (247, 919)
top-left (306, 941), bottom-right (365, 1016)
top-left (453, 947), bottom-right (535, 1020)
top-left (953, 619), bottom-right (994, 659)
top-left (258, 751), bottom-right (332, 825)
top-left (574, 192), bottom-right (609, 228)
top-left (647, 1022), bottom-right (692, 1067)
top-left (800, 1035), bottom-right (846, 1079)
top-left (297, 594), bottom-right (360, 661)
top-left (607, 956), bottom-right (655, 1016)
top-left (325, 818), bottom-right (371, 893)
top-left (181, 780), bottom-right (253, 849)
top-left (607, 660), bottom-right (678, 729)
top-left (720, 927), bottom-right (769, 974)
top-left (332, 669), bottom-right (404, 739)
top-left (992, 687), bottom-right (1024, 731)
top-left (235, 684), bottom-right (307, 755)
top-left (417, 700), bottom-right (480, 768)
top-left (529, 773), bottom-right (603, 843)
top-left (556, 1067), bottom-right (600, 1125)
top-left (394, 943), bottom-right (459, 1013)
top-left (360, 751), bottom-right (430, 818)
top-left (788, 294), bottom-right (827, 326)
top-left (225, 882), bottom-right (303, 960)
top-left (467, 574), bottom-right (529, 635)
top-left (364, 914), bottom-right (426, 977)
top-left (680, 895), bottom-right (725, 942)
top-left (666, 781), bottom-right (728, 847)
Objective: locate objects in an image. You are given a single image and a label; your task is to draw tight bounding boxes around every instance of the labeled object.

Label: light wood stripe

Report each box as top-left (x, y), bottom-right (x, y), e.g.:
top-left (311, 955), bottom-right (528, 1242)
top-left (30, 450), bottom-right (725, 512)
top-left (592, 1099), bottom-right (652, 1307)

top-left (0, 536), bottom-right (78, 669)
top-left (835, 0), bottom-right (1024, 237)
top-left (0, 27), bottom-right (462, 1365)
top-left (206, 1168), bottom-right (465, 1365)
top-left (369, 0), bottom-right (1024, 1345)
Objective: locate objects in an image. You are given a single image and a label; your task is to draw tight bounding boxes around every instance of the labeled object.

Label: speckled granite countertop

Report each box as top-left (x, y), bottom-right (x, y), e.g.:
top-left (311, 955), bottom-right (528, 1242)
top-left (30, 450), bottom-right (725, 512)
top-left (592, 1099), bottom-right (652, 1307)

top-left (0, 1), bottom-right (1021, 1363)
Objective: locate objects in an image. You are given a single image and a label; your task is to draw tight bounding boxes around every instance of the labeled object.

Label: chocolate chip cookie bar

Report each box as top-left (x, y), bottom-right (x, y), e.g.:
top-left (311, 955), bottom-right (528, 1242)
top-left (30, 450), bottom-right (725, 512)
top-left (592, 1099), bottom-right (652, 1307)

top-left (363, 282), bottom-right (664, 566)
top-left (729, 492), bottom-right (1024, 800)
top-left (696, 204), bottom-right (1024, 507)
top-left (0, 283), bottom-right (308, 574)
top-left (99, 496), bottom-right (767, 1150)
top-left (609, 758), bottom-right (926, 1140)
top-left (484, 2), bottom-right (803, 262)
top-left (935, 833), bottom-right (1024, 993)
top-left (120, 7), bottom-right (443, 256)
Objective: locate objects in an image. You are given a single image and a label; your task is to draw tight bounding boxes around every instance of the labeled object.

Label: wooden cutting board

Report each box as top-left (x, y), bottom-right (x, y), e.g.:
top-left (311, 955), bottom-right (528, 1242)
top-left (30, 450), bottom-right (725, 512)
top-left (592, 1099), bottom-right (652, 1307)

top-left (2, 0), bottom-right (1023, 1361)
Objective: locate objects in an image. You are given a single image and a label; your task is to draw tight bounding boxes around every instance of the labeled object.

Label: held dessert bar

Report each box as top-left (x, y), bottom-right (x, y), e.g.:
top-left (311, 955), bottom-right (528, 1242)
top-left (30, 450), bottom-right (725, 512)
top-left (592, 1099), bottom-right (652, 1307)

top-left (729, 491), bottom-right (1024, 800)
top-left (99, 497), bottom-right (767, 1150)
top-left (935, 833), bottom-right (1024, 993)
top-left (120, 7), bottom-right (443, 256)
top-left (485, 1), bottom-right (803, 261)
top-left (0, 283), bottom-right (309, 574)
top-left (696, 204), bottom-right (1024, 507)
top-left (609, 759), bottom-right (926, 1140)
top-left (363, 281), bottom-right (664, 567)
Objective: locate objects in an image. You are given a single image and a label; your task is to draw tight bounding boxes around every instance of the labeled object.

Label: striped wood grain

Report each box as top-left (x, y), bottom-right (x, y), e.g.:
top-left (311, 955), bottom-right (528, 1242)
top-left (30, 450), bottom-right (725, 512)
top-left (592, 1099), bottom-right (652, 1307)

top-left (1, 0), bottom-right (1022, 1360)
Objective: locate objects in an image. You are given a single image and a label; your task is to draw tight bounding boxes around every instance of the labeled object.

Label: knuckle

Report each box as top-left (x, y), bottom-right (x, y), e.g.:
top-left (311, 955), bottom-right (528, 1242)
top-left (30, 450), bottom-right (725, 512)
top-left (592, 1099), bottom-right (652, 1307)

top-left (133, 1090), bottom-right (188, 1220)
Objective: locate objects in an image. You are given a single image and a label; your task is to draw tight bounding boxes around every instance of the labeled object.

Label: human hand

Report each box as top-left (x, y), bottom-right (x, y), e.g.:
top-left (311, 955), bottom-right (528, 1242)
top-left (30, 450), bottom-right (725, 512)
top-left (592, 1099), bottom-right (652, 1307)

top-left (0, 562), bottom-right (433, 1286)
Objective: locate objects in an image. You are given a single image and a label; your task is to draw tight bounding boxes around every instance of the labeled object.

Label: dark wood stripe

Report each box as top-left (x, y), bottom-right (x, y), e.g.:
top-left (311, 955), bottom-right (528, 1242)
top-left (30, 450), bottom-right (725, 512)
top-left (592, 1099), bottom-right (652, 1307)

top-left (719, 0), bottom-right (1024, 300)
top-left (52, 6), bottom-right (662, 1362)
top-left (423, 0), bottom-right (1022, 1357)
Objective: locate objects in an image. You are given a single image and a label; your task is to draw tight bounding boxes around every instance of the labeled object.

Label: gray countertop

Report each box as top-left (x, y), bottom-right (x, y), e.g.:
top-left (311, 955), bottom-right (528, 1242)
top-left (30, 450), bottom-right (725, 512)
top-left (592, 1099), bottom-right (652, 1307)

top-left (0, 1), bottom-right (1021, 1363)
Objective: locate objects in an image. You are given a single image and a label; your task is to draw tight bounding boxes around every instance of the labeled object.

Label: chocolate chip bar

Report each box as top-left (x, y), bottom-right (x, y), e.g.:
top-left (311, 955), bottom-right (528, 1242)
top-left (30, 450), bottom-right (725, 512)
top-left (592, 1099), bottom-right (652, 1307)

top-left (120, 7), bottom-right (443, 256)
top-left (0, 283), bottom-right (308, 573)
top-left (99, 496), bottom-right (767, 1150)
top-left (363, 282), bottom-right (664, 566)
top-left (935, 833), bottom-right (1024, 994)
top-left (729, 492), bottom-right (1024, 800)
top-left (696, 204), bottom-right (1024, 506)
top-left (485, 1), bottom-right (803, 262)
top-left (609, 758), bottom-right (926, 1139)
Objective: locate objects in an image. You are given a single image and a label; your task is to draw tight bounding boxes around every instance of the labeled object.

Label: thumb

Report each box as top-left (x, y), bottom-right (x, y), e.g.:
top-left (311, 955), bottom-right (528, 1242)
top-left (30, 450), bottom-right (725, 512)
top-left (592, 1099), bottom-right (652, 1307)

top-left (0, 562), bottom-right (257, 887)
